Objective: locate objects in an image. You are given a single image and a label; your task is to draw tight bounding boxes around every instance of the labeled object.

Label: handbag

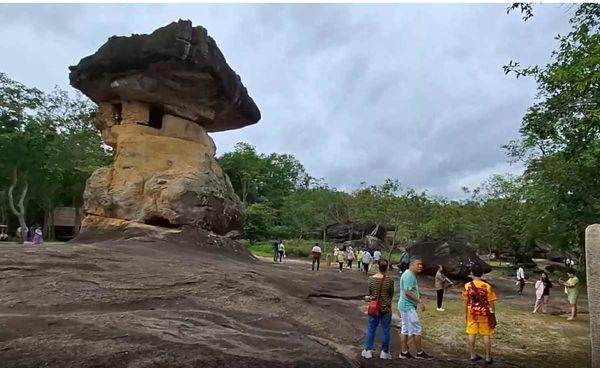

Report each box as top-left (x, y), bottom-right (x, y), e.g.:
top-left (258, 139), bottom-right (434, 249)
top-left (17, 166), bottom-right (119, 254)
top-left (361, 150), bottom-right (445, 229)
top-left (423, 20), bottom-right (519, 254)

top-left (367, 274), bottom-right (386, 317)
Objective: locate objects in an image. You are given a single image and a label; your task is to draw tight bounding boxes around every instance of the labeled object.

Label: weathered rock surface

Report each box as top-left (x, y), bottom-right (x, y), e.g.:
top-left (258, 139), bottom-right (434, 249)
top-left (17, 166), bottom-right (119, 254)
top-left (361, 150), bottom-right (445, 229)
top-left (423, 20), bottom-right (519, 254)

top-left (69, 21), bottom-right (260, 237)
top-left (406, 235), bottom-right (492, 277)
top-left (69, 20), bottom-right (260, 132)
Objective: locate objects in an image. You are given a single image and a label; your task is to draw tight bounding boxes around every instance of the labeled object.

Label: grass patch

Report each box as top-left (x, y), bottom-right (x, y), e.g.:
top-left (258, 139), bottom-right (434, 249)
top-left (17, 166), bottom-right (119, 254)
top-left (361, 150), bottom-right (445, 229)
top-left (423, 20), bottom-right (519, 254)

top-left (244, 239), bottom-right (330, 259)
top-left (419, 298), bottom-right (590, 367)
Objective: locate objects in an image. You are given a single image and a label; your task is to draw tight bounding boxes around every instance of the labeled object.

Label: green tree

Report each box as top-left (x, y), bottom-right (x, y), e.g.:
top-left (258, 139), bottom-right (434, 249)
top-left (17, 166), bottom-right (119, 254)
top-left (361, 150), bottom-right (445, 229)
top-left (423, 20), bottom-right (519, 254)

top-left (504, 4), bottom-right (600, 257)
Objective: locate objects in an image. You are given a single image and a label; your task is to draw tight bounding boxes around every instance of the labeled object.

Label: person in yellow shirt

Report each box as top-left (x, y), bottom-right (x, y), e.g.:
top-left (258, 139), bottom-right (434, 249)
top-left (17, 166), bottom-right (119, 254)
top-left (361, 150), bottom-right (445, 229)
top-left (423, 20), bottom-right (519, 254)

top-left (337, 248), bottom-right (346, 272)
top-left (463, 264), bottom-right (497, 364)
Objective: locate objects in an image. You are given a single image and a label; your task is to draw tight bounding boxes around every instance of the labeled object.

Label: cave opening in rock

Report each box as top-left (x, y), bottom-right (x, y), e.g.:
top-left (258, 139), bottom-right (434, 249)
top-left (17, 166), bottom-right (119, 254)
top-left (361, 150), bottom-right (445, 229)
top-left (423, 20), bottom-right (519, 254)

top-left (148, 104), bottom-right (164, 129)
top-left (111, 103), bottom-right (122, 124)
top-left (144, 216), bottom-right (179, 228)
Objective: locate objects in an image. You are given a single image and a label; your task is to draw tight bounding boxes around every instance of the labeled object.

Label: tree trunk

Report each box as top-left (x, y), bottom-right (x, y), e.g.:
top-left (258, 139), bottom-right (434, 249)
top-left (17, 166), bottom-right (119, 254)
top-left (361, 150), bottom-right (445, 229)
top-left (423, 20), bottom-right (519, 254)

top-left (7, 168), bottom-right (28, 244)
top-left (585, 224), bottom-right (600, 368)
top-left (387, 217), bottom-right (401, 263)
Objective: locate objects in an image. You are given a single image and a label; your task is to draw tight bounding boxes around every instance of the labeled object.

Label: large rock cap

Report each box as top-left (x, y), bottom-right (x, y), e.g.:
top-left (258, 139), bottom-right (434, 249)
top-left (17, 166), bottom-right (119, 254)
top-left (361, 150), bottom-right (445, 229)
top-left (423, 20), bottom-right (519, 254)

top-left (69, 19), bottom-right (260, 132)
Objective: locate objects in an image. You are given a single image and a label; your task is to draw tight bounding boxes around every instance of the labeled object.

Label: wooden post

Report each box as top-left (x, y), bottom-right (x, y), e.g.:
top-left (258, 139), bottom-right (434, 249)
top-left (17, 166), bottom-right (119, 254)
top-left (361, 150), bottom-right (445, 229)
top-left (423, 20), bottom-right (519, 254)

top-left (586, 224), bottom-right (600, 368)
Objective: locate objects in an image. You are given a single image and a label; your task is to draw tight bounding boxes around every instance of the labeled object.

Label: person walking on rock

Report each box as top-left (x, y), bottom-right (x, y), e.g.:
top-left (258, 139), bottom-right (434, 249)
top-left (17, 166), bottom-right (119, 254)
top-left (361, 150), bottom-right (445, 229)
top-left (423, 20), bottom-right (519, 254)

top-left (346, 246), bottom-right (355, 269)
top-left (278, 241), bottom-right (285, 263)
top-left (434, 265), bottom-right (453, 312)
top-left (533, 272), bottom-right (552, 313)
top-left (516, 265), bottom-right (525, 294)
top-left (398, 257), bottom-right (431, 360)
top-left (361, 259), bottom-right (395, 360)
top-left (373, 249), bottom-right (382, 265)
top-left (463, 264), bottom-right (497, 364)
top-left (337, 249), bottom-right (346, 272)
top-left (272, 239), bottom-right (280, 262)
top-left (311, 243), bottom-right (322, 271)
top-left (358, 250), bottom-right (364, 271)
top-left (361, 250), bottom-right (372, 275)
top-left (559, 269), bottom-right (579, 321)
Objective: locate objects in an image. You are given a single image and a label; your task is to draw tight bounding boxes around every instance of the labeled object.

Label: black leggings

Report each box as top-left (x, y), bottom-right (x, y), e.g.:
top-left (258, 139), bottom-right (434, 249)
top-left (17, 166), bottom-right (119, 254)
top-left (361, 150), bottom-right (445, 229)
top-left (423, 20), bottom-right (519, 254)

top-left (339, 262), bottom-right (344, 271)
top-left (363, 262), bottom-right (369, 274)
top-left (347, 260), bottom-right (353, 269)
top-left (436, 289), bottom-right (444, 309)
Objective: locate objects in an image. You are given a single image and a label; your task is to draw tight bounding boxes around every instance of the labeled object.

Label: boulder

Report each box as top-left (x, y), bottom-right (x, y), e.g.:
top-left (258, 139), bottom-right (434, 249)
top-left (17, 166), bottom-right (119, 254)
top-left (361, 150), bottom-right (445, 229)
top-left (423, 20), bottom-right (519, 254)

top-left (69, 21), bottom-right (260, 238)
top-left (69, 20), bottom-right (260, 132)
top-left (406, 235), bottom-right (492, 277)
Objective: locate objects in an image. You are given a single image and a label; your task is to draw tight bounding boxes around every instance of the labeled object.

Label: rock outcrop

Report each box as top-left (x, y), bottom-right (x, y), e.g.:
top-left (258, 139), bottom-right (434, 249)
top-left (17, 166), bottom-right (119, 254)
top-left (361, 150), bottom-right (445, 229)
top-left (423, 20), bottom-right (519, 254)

top-left (406, 235), bottom-right (492, 277)
top-left (69, 20), bottom-right (260, 237)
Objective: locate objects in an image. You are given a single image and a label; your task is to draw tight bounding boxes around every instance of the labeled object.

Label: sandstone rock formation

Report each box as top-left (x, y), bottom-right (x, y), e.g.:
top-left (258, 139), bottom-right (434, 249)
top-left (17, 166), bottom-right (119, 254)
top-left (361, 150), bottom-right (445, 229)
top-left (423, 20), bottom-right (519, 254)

top-left (68, 20), bottom-right (260, 237)
top-left (406, 235), bottom-right (492, 277)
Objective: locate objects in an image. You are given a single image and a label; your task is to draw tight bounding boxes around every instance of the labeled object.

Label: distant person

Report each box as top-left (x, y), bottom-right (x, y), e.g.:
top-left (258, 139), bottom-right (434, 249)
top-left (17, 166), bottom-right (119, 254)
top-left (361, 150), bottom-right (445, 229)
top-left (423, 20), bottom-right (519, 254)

top-left (559, 269), bottom-right (579, 321)
top-left (32, 228), bottom-right (43, 245)
top-left (346, 246), bottom-right (355, 269)
top-left (311, 243), bottom-right (322, 271)
top-left (361, 250), bottom-right (372, 274)
top-left (398, 257), bottom-right (431, 359)
top-left (516, 265), bottom-right (525, 294)
top-left (357, 250), bottom-right (364, 271)
top-left (361, 259), bottom-right (395, 360)
top-left (278, 241), bottom-right (285, 263)
top-left (373, 249), bottom-right (382, 265)
top-left (337, 249), bottom-right (346, 272)
top-left (533, 272), bottom-right (552, 313)
top-left (434, 265), bottom-right (454, 312)
top-left (400, 251), bottom-right (410, 272)
top-left (272, 239), bottom-right (280, 262)
top-left (463, 264), bottom-right (496, 364)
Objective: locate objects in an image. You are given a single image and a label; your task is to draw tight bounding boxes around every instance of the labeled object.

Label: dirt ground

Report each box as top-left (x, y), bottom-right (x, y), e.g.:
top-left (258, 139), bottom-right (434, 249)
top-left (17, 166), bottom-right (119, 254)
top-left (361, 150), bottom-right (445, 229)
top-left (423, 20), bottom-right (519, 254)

top-left (0, 240), bottom-right (591, 368)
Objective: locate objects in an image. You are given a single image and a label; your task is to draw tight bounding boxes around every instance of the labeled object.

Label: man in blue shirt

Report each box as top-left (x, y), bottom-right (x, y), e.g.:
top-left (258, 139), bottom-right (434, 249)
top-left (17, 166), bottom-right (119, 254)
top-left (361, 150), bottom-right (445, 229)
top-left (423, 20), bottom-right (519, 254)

top-left (398, 257), bottom-right (432, 359)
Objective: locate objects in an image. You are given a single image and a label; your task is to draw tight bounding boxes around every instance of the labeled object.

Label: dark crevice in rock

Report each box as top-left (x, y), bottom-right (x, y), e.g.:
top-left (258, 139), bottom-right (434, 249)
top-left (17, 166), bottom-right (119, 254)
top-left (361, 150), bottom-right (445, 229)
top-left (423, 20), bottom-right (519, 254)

top-left (144, 217), bottom-right (181, 229)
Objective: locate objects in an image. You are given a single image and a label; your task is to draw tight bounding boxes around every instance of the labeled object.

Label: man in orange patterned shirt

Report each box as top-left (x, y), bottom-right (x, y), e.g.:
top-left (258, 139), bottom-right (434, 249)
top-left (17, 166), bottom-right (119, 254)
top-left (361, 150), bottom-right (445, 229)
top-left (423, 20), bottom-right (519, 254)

top-left (463, 264), bottom-right (497, 365)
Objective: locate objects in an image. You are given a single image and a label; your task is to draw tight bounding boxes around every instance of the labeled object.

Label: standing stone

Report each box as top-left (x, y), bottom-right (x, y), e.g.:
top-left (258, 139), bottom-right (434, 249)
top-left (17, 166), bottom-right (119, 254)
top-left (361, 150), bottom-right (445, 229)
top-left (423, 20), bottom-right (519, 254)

top-left (68, 20), bottom-right (260, 237)
top-left (586, 224), bottom-right (600, 368)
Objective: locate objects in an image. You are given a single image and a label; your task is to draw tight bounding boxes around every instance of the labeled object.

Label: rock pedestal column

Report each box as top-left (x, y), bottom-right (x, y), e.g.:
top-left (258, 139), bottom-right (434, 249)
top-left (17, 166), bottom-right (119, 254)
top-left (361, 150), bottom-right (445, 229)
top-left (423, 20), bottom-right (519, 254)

top-left (68, 20), bottom-right (260, 238)
top-left (586, 224), bottom-right (600, 368)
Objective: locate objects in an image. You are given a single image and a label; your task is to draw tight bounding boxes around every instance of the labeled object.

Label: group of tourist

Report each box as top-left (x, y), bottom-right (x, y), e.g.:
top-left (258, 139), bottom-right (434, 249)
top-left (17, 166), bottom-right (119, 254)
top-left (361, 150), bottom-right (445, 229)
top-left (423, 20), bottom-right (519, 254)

top-left (517, 265), bottom-right (580, 320)
top-left (14, 225), bottom-right (44, 244)
top-left (361, 257), bottom-right (581, 363)
top-left (362, 256), bottom-right (497, 363)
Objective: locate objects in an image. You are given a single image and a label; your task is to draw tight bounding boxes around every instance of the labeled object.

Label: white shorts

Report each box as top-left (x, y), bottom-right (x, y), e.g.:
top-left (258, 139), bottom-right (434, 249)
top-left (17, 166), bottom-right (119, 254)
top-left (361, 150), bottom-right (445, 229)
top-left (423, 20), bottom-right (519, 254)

top-left (400, 309), bottom-right (421, 336)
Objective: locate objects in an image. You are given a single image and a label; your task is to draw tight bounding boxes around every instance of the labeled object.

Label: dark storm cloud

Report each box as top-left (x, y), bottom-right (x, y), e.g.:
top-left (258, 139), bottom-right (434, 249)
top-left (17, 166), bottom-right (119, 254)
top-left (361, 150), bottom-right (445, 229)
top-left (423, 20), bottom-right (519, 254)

top-left (0, 4), bottom-right (574, 198)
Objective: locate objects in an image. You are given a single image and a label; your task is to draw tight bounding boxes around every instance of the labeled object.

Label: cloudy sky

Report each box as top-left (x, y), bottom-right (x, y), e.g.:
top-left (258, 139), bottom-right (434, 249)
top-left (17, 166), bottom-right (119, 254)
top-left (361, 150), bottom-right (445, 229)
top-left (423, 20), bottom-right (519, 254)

top-left (0, 4), bottom-right (574, 198)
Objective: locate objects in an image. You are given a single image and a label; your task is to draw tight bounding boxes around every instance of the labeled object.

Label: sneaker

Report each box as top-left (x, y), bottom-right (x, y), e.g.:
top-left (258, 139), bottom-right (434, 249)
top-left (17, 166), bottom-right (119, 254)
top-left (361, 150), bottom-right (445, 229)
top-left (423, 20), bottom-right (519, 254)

top-left (416, 351), bottom-right (432, 359)
top-left (436, 308), bottom-right (445, 312)
top-left (379, 351), bottom-right (392, 360)
top-left (361, 350), bottom-right (373, 359)
top-left (485, 358), bottom-right (494, 365)
top-left (399, 352), bottom-right (414, 359)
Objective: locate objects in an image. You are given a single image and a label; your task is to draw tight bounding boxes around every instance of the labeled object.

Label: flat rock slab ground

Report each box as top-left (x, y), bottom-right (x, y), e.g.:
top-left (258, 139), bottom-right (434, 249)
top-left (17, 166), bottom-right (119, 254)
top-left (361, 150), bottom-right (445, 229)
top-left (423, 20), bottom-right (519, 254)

top-left (0, 241), bottom-right (590, 368)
